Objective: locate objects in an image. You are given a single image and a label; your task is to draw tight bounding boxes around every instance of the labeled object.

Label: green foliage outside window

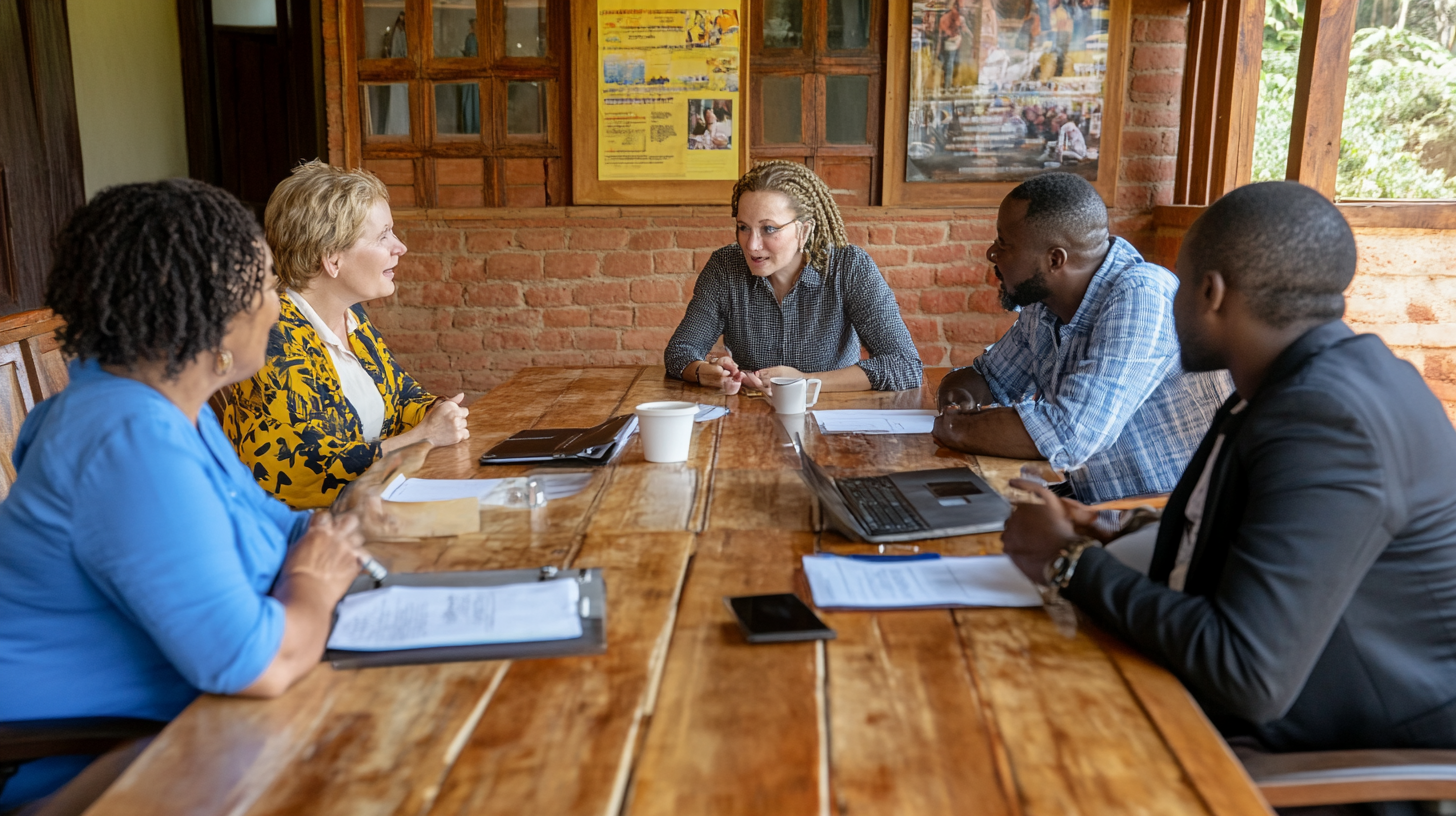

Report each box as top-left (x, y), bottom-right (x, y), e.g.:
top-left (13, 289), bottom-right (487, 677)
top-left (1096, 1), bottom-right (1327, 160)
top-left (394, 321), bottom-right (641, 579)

top-left (1251, 0), bottom-right (1456, 199)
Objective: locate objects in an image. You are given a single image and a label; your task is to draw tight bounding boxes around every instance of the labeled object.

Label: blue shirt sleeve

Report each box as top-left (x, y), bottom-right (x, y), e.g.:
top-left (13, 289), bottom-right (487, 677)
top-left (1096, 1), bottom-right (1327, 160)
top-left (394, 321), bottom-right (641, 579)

top-left (1013, 280), bottom-right (1181, 471)
top-left (71, 414), bottom-right (285, 695)
top-left (972, 312), bottom-right (1037, 404)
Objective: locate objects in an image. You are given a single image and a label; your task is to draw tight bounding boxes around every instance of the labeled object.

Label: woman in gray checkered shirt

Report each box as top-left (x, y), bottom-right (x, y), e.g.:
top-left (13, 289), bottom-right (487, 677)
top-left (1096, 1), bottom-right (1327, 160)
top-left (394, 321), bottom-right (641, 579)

top-left (665, 162), bottom-right (923, 393)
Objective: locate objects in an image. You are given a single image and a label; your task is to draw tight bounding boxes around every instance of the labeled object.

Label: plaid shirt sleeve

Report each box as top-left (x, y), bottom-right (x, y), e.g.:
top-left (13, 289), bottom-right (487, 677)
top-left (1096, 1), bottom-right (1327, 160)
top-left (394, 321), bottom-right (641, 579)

top-left (841, 248), bottom-right (923, 391)
top-left (663, 254), bottom-right (728, 379)
top-left (1013, 280), bottom-right (1181, 471)
top-left (971, 312), bottom-right (1037, 404)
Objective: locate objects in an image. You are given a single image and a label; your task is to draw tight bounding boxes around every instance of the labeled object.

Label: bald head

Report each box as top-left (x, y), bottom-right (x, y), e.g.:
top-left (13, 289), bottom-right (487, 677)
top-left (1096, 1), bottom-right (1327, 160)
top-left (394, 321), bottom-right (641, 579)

top-left (1184, 182), bottom-right (1355, 328)
top-left (1006, 172), bottom-right (1109, 251)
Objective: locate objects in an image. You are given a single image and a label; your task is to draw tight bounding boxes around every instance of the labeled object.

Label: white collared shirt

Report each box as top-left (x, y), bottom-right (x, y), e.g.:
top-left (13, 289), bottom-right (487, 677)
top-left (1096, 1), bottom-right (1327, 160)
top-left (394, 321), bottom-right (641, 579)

top-left (285, 290), bottom-right (387, 443)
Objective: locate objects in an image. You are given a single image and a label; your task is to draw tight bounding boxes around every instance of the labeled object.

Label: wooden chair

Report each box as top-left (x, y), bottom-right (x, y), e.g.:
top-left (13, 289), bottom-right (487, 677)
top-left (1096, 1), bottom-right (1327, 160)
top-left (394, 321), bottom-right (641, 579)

top-left (0, 310), bottom-right (67, 500)
top-left (1240, 749), bottom-right (1456, 808)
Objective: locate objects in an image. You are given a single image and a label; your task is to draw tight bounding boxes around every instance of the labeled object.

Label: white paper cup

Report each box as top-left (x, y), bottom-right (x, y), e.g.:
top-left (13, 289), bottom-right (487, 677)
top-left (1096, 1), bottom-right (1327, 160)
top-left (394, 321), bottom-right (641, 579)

top-left (635, 401), bottom-right (698, 463)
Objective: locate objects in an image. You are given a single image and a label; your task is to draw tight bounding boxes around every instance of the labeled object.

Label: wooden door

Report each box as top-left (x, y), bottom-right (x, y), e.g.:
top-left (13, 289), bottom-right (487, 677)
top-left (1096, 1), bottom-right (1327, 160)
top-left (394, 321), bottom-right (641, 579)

top-left (0, 0), bottom-right (85, 316)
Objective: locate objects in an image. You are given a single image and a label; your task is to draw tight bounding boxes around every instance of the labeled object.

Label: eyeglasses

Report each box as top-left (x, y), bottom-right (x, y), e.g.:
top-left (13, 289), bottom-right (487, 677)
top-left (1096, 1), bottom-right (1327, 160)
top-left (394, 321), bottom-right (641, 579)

top-left (736, 219), bottom-right (804, 244)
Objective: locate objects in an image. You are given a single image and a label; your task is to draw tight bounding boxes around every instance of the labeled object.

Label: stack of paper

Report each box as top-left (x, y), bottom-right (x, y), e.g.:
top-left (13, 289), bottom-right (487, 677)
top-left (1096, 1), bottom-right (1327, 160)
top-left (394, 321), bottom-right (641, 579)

top-left (801, 554), bottom-right (1042, 608)
top-left (327, 580), bottom-right (583, 651)
top-left (812, 409), bottom-right (937, 435)
top-left (381, 476), bottom-right (505, 503)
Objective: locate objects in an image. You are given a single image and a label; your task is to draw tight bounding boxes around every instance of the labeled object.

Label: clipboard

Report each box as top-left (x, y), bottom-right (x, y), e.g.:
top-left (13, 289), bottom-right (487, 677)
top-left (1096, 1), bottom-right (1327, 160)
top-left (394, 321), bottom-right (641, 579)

top-left (324, 567), bottom-right (607, 669)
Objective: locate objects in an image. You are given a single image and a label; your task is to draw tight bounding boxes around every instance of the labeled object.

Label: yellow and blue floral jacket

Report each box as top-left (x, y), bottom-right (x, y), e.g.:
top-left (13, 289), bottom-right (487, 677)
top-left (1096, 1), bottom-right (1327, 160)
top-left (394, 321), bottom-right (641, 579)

top-left (222, 296), bottom-right (435, 509)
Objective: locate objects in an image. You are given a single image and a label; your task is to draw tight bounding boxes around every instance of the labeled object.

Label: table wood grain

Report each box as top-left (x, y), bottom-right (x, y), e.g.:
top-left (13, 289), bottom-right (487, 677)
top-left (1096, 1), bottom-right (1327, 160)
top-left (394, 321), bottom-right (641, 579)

top-left (85, 367), bottom-right (1272, 816)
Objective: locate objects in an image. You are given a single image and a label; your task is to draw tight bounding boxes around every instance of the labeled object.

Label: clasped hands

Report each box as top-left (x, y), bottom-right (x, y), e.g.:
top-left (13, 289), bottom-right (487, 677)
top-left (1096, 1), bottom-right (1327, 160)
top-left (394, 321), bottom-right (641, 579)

top-left (695, 350), bottom-right (806, 396)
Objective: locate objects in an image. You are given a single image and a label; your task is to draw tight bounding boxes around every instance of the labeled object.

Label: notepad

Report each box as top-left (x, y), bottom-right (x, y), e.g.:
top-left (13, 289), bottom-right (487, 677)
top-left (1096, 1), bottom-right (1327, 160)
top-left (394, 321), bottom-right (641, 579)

top-left (381, 476), bottom-right (506, 503)
top-left (812, 409), bottom-right (937, 435)
top-left (802, 554), bottom-right (1042, 609)
top-left (326, 580), bottom-right (584, 651)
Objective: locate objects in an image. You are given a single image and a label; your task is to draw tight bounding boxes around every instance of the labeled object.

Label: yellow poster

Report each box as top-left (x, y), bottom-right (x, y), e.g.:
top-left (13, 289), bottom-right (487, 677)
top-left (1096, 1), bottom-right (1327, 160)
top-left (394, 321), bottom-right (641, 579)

top-left (598, 0), bottom-right (741, 180)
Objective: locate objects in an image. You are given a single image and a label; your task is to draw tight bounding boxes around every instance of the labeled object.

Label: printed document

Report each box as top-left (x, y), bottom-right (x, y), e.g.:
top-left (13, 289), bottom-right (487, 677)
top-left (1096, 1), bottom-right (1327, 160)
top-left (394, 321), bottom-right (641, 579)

top-left (802, 554), bottom-right (1042, 608)
top-left (812, 409), bottom-right (937, 435)
top-left (382, 476), bottom-right (506, 503)
top-left (327, 580), bottom-right (583, 651)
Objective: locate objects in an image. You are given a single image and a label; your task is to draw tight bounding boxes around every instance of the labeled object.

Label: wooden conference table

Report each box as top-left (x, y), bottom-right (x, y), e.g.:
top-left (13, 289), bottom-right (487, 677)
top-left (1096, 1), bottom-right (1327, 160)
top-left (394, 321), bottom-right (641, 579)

top-left (87, 367), bottom-right (1273, 816)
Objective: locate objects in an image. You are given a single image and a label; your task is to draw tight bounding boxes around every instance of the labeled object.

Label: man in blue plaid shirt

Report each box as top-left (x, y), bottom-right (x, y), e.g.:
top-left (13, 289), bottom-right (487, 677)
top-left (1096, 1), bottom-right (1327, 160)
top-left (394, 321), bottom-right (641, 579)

top-left (934, 174), bottom-right (1231, 503)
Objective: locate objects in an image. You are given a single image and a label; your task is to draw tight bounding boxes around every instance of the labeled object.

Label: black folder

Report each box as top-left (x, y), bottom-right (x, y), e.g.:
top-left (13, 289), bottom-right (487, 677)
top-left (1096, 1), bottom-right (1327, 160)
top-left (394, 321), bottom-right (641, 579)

top-left (324, 567), bottom-right (607, 670)
top-left (478, 415), bottom-right (638, 466)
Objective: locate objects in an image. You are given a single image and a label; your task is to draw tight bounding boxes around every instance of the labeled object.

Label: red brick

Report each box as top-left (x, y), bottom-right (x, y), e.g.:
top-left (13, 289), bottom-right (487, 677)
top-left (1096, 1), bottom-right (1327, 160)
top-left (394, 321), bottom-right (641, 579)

top-left (482, 329), bottom-right (533, 350)
top-left (402, 229), bottom-right (460, 253)
top-left (653, 249), bottom-right (695, 274)
top-left (575, 282), bottom-right (631, 305)
top-left (439, 331), bottom-right (482, 352)
top-left (462, 371), bottom-right (508, 393)
top-left (632, 279), bottom-right (680, 303)
top-left (516, 228), bottom-right (564, 250)
top-left (949, 346), bottom-right (983, 367)
top-left (894, 290), bottom-right (920, 314)
top-left (449, 256), bottom-right (487, 282)
top-left (895, 224), bottom-right (950, 246)
top-left (531, 351), bottom-right (588, 367)
top-left (968, 287), bottom-right (1004, 313)
top-left (885, 267), bottom-right (937, 288)
top-left (1116, 185), bottom-right (1158, 210)
top-left (1144, 18), bottom-right (1187, 42)
top-left (904, 316), bottom-right (941, 344)
top-left (674, 229), bottom-right (730, 249)
top-left (917, 344), bottom-right (949, 366)
top-left (452, 309), bottom-right (490, 329)
top-left (575, 328), bottom-right (619, 350)
top-left (1121, 130), bottom-right (1163, 158)
top-left (636, 305), bottom-right (685, 327)
top-left (1132, 44), bottom-right (1185, 72)
top-left (535, 329), bottom-right (573, 351)
top-left (387, 331), bottom-right (438, 354)
top-left (914, 243), bottom-right (970, 264)
top-left (628, 230), bottom-right (674, 250)
top-left (466, 282), bottom-right (524, 307)
top-left (418, 282), bottom-right (464, 306)
top-left (692, 250), bottom-right (716, 271)
top-left (488, 309), bottom-right (539, 328)
top-left (603, 252), bottom-right (651, 277)
top-left (944, 314), bottom-right (1006, 344)
top-left (921, 289), bottom-right (967, 314)
top-left (843, 224), bottom-right (870, 245)
top-left (592, 307), bottom-right (635, 327)
top-left (401, 352), bottom-right (450, 371)
top-left (866, 246), bottom-right (912, 268)
top-left (487, 253), bottom-right (543, 280)
top-left (543, 308), bottom-right (590, 328)
top-left (1125, 157), bottom-right (1176, 184)
top-left (868, 225), bottom-right (895, 245)
top-left (1409, 302), bottom-right (1438, 324)
top-left (937, 265), bottom-right (988, 286)
top-left (568, 228), bottom-right (630, 250)
top-left (1129, 72), bottom-right (1182, 103)
top-left (1128, 106), bottom-right (1181, 129)
top-left (622, 327), bottom-right (674, 350)
top-left (544, 252), bottom-right (599, 279)
top-left (465, 229), bottom-right (514, 252)
top-left (523, 286), bottom-right (571, 307)
top-left (423, 372), bottom-right (464, 393)
top-left (395, 254), bottom-right (445, 281)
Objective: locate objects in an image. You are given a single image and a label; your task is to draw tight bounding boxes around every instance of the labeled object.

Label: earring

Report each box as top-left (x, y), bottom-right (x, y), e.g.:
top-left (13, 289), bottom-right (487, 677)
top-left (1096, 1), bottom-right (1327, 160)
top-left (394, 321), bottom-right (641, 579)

top-left (214, 349), bottom-right (234, 376)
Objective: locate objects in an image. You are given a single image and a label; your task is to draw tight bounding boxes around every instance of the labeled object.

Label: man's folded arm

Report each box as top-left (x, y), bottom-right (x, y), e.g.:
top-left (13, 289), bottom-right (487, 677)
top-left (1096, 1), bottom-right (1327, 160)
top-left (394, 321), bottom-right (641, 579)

top-left (1063, 388), bottom-right (1392, 723)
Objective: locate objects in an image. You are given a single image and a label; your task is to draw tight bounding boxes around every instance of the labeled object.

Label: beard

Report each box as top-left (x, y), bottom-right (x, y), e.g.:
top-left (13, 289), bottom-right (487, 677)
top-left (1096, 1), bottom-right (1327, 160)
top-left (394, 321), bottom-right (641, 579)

top-left (998, 268), bottom-right (1053, 312)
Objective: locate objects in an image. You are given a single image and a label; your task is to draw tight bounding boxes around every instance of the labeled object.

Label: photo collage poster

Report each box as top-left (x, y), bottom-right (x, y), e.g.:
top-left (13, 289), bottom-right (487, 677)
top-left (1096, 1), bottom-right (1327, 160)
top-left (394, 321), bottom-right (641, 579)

top-left (598, 0), bottom-right (742, 180)
top-left (906, 0), bottom-right (1110, 184)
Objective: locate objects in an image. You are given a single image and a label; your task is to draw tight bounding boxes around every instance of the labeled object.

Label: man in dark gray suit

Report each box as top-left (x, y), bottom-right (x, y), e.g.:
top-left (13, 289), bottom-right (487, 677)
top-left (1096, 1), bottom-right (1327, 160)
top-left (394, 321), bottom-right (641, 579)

top-left (1002, 181), bottom-right (1456, 761)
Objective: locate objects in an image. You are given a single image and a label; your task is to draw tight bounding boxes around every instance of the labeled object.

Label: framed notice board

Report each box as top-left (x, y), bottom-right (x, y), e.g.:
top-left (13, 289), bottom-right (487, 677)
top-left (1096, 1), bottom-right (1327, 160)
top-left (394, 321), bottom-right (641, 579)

top-left (572, 0), bottom-right (751, 203)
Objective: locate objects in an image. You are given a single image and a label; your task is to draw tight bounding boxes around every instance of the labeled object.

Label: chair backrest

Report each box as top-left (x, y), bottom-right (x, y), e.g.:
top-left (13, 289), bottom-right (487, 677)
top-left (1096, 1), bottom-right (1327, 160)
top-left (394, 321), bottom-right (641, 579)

top-left (0, 310), bottom-right (67, 500)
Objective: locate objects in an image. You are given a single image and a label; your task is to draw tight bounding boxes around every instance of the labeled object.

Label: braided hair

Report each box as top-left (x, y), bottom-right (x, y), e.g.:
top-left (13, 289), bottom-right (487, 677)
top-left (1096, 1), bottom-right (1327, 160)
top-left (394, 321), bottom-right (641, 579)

top-left (731, 161), bottom-right (848, 273)
top-left (46, 179), bottom-right (269, 378)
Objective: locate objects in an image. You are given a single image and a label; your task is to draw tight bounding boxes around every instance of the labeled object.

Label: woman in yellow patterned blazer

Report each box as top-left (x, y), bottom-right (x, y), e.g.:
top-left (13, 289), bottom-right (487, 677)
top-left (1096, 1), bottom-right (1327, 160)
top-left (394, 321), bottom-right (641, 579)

top-left (223, 161), bottom-right (469, 509)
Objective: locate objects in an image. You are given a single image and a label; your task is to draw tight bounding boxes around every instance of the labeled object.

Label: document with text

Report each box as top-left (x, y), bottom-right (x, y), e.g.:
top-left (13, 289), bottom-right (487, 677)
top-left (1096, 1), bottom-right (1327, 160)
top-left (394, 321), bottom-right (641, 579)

top-left (802, 554), bottom-right (1042, 609)
top-left (327, 580), bottom-right (583, 651)
top-left (812, 409), bottom-right (937, 435)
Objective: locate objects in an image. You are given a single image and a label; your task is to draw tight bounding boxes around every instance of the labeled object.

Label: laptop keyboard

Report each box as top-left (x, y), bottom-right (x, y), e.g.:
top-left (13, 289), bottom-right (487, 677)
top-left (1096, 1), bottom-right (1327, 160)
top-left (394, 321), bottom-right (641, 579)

top-left (838, 476), bottom-right (926, 536)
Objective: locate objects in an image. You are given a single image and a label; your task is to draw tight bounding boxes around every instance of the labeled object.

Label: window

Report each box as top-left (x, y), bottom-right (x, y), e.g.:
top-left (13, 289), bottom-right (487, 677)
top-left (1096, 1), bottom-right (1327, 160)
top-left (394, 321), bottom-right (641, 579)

top-left (346, 0), bottom-right (569, 207)
top-left (749, 0), bottom-right (886, 204)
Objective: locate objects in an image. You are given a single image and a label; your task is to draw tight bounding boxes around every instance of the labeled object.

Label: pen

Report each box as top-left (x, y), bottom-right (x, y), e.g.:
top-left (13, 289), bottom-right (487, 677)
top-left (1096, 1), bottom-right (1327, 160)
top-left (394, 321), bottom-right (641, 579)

top-left (360, 555), bottom-right (388, 585)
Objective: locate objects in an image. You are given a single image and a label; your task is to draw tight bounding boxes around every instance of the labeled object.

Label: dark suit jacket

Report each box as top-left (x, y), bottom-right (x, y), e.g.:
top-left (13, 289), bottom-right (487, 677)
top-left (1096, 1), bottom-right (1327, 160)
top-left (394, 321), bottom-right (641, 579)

top-left (1065, 321), bottom-right (1456, 752)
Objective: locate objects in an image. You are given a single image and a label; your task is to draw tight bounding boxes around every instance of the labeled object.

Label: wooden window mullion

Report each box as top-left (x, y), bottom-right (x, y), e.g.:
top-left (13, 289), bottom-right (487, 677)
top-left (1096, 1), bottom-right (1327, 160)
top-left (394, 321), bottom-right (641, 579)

top-left (1284, 0), bottom-right (1359, 198)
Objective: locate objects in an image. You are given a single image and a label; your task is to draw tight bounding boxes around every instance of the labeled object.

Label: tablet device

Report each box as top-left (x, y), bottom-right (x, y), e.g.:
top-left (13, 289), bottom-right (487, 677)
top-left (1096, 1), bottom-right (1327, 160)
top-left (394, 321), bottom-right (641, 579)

top-left (725, 594), bottom-right (836, 644)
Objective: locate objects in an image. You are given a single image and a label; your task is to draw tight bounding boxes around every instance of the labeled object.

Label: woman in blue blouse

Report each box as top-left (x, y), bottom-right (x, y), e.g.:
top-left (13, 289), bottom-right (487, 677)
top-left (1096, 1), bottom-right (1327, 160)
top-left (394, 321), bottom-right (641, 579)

top-left (0, 180), bottom-right (368, 809)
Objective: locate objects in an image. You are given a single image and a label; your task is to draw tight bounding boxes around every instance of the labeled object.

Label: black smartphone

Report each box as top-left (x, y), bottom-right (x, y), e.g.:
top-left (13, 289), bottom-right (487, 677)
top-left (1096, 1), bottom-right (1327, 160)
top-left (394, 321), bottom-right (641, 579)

top-left (725, 594), bottom-right (836, 644)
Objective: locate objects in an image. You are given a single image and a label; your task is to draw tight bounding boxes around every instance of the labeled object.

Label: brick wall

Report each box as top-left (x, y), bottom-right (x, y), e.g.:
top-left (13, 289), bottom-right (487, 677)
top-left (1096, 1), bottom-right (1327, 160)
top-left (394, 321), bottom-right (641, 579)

top-left (331, 0), bottom-right (1191, 396)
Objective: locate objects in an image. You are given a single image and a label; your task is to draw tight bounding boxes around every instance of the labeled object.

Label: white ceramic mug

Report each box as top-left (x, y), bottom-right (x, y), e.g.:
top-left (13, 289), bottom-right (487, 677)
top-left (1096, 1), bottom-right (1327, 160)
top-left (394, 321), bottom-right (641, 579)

top-left (635, 401), bottom-right (698, 463)
top-left (769, 377), bottom-right (822, 415)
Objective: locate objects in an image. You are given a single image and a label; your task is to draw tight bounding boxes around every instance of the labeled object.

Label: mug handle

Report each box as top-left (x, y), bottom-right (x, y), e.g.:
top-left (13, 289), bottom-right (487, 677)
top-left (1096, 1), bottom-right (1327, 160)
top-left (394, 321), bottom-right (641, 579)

top-left (805, 378), bottom-right (822, 407)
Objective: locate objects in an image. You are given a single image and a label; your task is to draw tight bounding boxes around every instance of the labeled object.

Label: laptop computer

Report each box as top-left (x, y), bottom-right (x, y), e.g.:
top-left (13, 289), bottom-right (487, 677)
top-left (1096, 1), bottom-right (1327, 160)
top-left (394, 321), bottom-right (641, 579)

top-left (792, 435), bottom-right (1012, 543)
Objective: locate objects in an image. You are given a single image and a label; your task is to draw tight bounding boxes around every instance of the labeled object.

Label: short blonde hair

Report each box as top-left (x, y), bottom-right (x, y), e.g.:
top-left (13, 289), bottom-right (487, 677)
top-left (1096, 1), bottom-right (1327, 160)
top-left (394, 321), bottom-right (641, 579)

top-left (264, 160), bottom-right (389, 290)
